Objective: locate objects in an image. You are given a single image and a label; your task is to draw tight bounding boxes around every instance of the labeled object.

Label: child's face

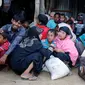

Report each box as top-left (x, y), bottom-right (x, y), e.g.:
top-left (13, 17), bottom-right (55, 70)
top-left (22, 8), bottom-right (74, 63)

top-left (57, 30), bottom-right (67, 40)
top-left (47, 31), bottom-right (55, 43)
top-left (0, 35), bottom-right (5, 44)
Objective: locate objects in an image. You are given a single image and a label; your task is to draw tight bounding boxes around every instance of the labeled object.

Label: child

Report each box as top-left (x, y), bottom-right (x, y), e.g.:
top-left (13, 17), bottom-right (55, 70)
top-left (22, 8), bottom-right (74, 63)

top-left (53, 26), bottom-right (78, 66)
top-left (41, 29), bottom-right (56, 50)
top-left (36, 14), bottom-right (49, 40)
top-left (0, 32), bottom-right (10, 60)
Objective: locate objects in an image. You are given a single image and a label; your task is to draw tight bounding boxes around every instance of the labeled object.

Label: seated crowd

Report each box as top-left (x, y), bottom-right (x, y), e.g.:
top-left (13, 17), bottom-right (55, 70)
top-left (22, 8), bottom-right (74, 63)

top-left (0, 11), bottom-right (85, 81)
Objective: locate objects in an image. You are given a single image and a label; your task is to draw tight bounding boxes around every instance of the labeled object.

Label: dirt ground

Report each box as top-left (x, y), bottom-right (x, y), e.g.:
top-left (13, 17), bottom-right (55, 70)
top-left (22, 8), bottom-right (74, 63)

top-left (0, 68), bottom-right (85, 85)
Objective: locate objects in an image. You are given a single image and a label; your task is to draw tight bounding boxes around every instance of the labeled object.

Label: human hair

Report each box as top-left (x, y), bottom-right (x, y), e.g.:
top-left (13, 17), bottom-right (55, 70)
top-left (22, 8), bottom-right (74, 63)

top-left (12, 11), bottom-right (26, 24)
top-left (54, 13), bottom-right (60, 17)
top-left (0, 32), bottom-right (8, 39)
top-left (48, 29), bottom-right (56, 36)
top-left (37, 14), bottom-right (48, 25)
top-left (66, 19), bottom-right (74, 25)
top-left (60, 13), bottom-right (65, 18)
top-left (59, 26), bottom-right (71, 35)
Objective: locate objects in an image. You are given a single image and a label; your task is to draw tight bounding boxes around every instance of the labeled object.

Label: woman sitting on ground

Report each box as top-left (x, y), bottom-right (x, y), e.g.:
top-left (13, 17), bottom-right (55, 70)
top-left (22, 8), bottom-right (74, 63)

top-left (53, 26), bottom-right (79, 67)
top-left (7, 26), bottom-right (53, 81)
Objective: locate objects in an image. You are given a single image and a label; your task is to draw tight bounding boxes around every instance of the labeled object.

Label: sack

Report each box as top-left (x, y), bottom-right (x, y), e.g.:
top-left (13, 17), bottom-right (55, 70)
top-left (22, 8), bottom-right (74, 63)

top-left (75, 41), bottom-right (85, 56)
top-left (75, 24), bottom-right (84, 36)
top-left (81, 50), bottom-right (85, 57)
top-left (42, 64), bottom-right (49, 72)
top-left (78, 57), bottom-right (85, 80)
top-left (45, 56), bottom-right (70, 80)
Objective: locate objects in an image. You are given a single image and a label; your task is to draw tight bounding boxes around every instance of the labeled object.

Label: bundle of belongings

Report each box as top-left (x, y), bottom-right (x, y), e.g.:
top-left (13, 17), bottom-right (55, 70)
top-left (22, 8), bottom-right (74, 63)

top-left (42, 55), bottom-right (70, 80)
top-left (78, 51), bottom-right (85, 80)
top-left (75, 40), bottom-right (85, 80)
top-left (42, 40), bottom-right (85, 80)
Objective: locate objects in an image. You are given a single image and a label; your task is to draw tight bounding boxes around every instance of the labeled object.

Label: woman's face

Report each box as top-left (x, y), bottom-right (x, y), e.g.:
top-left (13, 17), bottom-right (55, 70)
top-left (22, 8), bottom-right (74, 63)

top-left (57, 30), bottom-right (67, 40)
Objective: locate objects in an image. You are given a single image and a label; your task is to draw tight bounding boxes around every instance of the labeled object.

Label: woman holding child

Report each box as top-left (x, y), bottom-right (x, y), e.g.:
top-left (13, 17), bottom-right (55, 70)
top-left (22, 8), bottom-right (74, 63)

top-left (42, 26), bottom-right (78, 67)
top-left (8, 26), bottom-right (53, 80)
top-left (53, 26), bottom-right (78, 66)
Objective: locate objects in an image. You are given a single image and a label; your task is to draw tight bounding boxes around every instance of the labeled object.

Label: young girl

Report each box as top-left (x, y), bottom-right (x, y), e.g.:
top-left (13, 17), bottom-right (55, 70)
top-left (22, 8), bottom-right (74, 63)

top-left (53, 26), bottom-right (78, 66)
top-left (41, 29), bottom-right (56, 49)
top-left (0, 32), bottom-right (10, 60)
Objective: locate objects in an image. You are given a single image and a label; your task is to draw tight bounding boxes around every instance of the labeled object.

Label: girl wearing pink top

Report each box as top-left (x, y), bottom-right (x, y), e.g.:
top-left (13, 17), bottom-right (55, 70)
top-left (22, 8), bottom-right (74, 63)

top-left (53, 26), bottom-right (78, 67)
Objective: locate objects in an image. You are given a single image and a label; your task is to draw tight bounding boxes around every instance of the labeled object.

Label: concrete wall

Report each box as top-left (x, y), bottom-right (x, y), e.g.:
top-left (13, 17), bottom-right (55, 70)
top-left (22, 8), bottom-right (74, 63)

top-left (34, 0), bottom-right (45, 23)
top-left (0, 0), bottom-right (2, 7)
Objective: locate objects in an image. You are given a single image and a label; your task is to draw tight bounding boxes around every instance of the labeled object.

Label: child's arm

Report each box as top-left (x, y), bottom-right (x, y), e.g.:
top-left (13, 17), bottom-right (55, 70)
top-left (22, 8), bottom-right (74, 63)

top-left (53, 47), bottom-right (65, 53)
top-left (41, 39), bottom-right (48, 49)
top-left (0, 42), bottom-right (10, 52)
top-left (50, 44), bottom-right (56, 49)
top-left (0, 47), bottom-right (4, 52)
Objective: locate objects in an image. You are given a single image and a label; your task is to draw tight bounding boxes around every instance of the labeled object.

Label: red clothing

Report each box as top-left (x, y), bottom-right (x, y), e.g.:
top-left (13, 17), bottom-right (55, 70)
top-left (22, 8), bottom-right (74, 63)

top-left (37, 24), bottom-right (49, 40)
top-left (0, 40), bottom-right (10, 58)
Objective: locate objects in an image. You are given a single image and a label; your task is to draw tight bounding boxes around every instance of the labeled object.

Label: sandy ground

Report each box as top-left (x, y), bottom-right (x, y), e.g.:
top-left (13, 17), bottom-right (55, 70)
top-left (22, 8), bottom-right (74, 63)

top-left (0, 68), bottom-right (85, 85)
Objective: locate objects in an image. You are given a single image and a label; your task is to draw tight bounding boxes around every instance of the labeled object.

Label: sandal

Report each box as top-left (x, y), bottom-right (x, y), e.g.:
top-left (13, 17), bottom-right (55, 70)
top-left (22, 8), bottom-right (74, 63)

top-left (28, 76), bottom-right (37, 81)
top-left (21, 74), bottom-right (32, 80)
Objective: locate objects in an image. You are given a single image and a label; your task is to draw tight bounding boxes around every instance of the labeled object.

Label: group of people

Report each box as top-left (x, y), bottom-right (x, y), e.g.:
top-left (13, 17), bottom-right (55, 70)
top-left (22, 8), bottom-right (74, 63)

top-left (0, 11), bottom-right (84, 81)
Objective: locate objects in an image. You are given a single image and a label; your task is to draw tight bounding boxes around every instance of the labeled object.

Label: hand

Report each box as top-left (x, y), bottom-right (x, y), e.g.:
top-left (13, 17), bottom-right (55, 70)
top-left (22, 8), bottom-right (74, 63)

top-left (53, 48), bottom-right (64, 53)
top-left (0, 54), bottom-right (8, 64)
top-left (0, 29), bottom-right (4, 33)
top-left (39, 34), bottom-right (42, 40)
top-left (50, 44), bottom-right (55, 49)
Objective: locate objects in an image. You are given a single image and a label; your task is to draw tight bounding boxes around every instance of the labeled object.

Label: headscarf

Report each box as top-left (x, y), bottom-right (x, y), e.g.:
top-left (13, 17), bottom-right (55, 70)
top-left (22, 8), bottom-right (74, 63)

top-left (19, 26), bottom-right (43, 48)
top-left (59, 26), bottom-right (71, 35)
top-left (25, 26), bottom-right (43, 40)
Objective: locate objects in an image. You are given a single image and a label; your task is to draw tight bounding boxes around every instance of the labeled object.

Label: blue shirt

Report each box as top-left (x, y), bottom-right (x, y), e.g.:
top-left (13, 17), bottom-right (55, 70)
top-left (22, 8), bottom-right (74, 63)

top-left (79, 34), bottom-right (85, 46)
top-left (1, 24), bottom-right (26, 55)
top-left (41, 39), bottom-right (56, 49)
top-left (47, 19), bottom-right (57, 29)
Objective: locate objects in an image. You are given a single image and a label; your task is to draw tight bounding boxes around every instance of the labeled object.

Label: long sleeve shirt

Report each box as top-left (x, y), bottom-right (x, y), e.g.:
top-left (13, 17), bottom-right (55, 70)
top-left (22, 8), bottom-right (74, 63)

top-left (0, 40), bottom-right (10, 58)
top-left (1, 24), bottom-right (26, 55)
